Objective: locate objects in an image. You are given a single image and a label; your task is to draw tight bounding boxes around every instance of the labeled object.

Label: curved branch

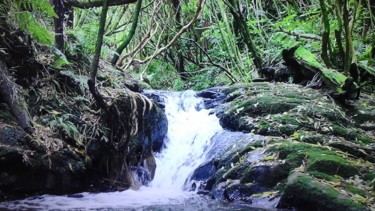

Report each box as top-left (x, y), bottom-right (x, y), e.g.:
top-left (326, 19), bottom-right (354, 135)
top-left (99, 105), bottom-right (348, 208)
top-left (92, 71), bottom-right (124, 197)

top-left (111, 0), bottom-right (143, 65)
top-left (136, 0), bottom-right (206, 65)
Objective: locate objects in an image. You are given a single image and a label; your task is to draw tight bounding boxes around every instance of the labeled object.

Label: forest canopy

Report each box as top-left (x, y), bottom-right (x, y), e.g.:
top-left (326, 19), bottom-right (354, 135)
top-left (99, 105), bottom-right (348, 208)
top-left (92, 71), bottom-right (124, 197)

top-left (0, 0), bottom-right (373, 91)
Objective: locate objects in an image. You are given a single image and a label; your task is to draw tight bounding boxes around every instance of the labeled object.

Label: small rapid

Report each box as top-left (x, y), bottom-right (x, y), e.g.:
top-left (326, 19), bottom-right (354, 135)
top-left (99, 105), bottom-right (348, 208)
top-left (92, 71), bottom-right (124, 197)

top-left (152, 90), bottom-right (223, 190)
top-left (1, 90), bottom-right (255, 210)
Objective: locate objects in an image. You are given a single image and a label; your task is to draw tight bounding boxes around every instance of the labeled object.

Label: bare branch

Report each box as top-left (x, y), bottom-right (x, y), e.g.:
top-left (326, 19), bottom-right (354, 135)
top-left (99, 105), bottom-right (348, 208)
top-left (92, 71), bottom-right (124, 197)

top-left (136, 0), bottom-right (206, 65)
top-left (278, 27), bottom-right (322, 41)
top-left (181, 37), bottom-right (237, 83)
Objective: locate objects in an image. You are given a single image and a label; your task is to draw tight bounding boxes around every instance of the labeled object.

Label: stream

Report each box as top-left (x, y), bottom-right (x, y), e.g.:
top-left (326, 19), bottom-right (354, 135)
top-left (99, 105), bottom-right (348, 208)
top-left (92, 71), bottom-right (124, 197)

top-left (0, 90), bottom-right (268, 210)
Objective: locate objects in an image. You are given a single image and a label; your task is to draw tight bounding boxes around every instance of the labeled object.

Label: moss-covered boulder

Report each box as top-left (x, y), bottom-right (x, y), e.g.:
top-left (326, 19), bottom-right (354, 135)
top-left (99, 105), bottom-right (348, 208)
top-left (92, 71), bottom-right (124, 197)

top-left (197, 81), bottom-right (375, 210)
top-left (278, 172), bottom-right (365, 211)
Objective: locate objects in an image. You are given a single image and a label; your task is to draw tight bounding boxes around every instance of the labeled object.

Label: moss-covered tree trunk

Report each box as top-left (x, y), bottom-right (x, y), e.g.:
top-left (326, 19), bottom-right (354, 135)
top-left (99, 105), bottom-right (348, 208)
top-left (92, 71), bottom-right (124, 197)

top-left (111, 0), bottom-right (142, 66)
top-left (334, 0), bottom-right (345, 67)
top-left (283, 46), bottom-right (359, 101)
top-left (319, 0), bottom-right (333, 68)
top-left (227, 0), bottom-right (263, 69)
top-left (341, 0), bottom-right (357, 73)
top-left (88, 0), bottom-right (138, 190)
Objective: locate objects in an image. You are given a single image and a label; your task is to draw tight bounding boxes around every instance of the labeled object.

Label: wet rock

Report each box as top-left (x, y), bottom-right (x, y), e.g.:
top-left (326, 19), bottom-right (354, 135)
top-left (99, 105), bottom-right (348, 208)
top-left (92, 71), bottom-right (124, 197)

top-left (138, 104), bottom-right (168, 153)
top-left (278, 172), bottom-right (365, 211)
top-left (203, 82), bottom-right (375, 210)
top-left (131, 166), bottom-right (151, 186)
top-left (190, 160), bottom-right (217, 181)
top-left (0, 123), bottom-right (27, 145)
top-left (0, 123), bottom-right (87, 201)
top-left (142, 91), bottom-right (167, 110)
top-left (197, 87), bottom-right (226, 109)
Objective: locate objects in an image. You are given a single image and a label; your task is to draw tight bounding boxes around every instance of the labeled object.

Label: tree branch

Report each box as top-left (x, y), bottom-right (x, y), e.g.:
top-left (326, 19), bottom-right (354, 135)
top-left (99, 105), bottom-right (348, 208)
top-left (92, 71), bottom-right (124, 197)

top-left (67, 0), bottom-right (137, 9)
top-left (111, 0), bottom-right (143, 65)
top-left (181, 37), bottom-right (237, 83)
top-left (278, 27), bottom-right (322, 41)
top-left (136, 0), bottom-right (206, 65)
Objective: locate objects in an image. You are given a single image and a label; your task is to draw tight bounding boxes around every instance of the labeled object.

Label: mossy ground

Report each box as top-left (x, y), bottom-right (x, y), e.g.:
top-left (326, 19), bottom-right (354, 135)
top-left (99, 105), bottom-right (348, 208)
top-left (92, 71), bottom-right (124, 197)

top-left (213, 82), bottom-right (375, 210)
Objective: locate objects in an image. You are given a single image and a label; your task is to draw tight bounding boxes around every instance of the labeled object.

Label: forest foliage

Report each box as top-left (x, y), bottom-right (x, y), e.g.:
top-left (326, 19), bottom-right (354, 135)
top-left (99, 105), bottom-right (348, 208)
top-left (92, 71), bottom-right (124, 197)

top-left (0, 0), bottom-right (374, 91)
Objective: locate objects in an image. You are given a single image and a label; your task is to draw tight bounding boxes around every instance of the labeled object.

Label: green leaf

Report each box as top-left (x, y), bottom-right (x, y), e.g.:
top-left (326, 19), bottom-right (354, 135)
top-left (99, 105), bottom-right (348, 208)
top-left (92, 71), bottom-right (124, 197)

top-left (17, 12), bottom-right (54, 45)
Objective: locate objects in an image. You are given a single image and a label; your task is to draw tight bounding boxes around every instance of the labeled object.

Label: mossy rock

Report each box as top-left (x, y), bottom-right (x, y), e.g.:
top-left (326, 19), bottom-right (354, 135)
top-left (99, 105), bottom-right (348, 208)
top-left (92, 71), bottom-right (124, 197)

top-left (328, 142), bottom-right (375, 162)
top-left (270, 142), bottom-right (359, 178)
top-left (308, 171), bottom-right (336, 181)
top-left (332, 125), bottom-right (374, 145)
top-left (306, 151), bottom-right (359, 178)
top-left (278, 172), bottom-right (365, 211)
top-left (269, 142), bottom-right (318, 167)
top-left (292, 131), bottom-right (327, 144)
top-left (231, 95), bottom-right (304, 118)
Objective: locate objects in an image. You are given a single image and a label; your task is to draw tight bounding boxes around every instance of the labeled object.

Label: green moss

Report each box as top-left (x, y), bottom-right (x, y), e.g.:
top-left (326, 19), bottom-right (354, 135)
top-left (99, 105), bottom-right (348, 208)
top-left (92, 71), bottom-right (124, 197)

top-left (332, 125), bottom-right (374, 145)
top-left (240, 167), bottom-right (255, 184)
top-left (281, 172), bottom-right (365, 210)
top-left (270, 142), bottom-right (316, 162)
top-left (295, 47), bottom-right (324, 70)
top-left (345, 185), bottom-right (367, 197)
top-left (308, 171), bottom-right (336, 181)
top-left (232, 96), bottom-right (303, 117)
top-left (363, 172), bottom-right (375, 182)
top-left (238, 141), bottom-right (263, 157)
top-left (320, 67), bottom-right (347, 86)
top-left (225, 163), bottom-right (249, 180)
top-left (307, 151), bottom-right (359, 178)
top-left (0, 110), bottom-right (14, 122)
top-left (294, 131), bottom-right (325, 144)
top-left (279, 125), bottom-right (299, 136)
top-left (269, 142), bottom-right (359, 178)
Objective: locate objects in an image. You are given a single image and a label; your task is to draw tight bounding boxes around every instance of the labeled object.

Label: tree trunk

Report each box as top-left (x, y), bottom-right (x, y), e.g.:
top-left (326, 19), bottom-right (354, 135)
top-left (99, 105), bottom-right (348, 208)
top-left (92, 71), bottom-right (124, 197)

top-left (283, 46), bottom-right (360, 101)
top-left (172, 0), bottom-right (188, 80)
top-left (342, 0), bottom-right (356, 73)
top-left (88, 0), bottom-right (138, 190)
top-left (53, 0), bottom-right (65, 51)
top-left (65, 4), bottom-right (74, 28)
top-left (227, 0), bottom-right (263, 68)
top-left (334, 1), bottom-right (345, 67)
top-left (319, 0), bottom-right (333, 68)
top-left (0, 59), bottom-right (34, 134)
top-left (111, 0), bottom-right (142, 66)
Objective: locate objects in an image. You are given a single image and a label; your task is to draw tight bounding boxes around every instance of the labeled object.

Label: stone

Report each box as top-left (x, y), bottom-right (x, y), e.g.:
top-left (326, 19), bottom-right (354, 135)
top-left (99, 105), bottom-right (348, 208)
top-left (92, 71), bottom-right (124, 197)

top-left (278, 172), bottom-right (365, 211)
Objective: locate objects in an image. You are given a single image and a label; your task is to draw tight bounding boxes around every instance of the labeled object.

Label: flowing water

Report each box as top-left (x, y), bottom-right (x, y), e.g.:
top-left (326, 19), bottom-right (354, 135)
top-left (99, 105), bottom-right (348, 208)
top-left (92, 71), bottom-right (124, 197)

top-left (0, 91), bottom-right (266, 210)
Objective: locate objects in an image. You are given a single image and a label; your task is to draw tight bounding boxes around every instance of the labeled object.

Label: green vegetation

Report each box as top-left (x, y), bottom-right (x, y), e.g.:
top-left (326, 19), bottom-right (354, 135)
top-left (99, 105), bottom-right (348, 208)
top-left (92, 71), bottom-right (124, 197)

top-left (0, 0), bottom-right (374, 209)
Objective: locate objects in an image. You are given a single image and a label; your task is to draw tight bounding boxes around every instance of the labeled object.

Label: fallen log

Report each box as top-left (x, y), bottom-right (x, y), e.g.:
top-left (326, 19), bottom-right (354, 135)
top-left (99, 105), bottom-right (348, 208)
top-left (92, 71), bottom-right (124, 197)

top-left (283, 46), bottom-right (360, 100)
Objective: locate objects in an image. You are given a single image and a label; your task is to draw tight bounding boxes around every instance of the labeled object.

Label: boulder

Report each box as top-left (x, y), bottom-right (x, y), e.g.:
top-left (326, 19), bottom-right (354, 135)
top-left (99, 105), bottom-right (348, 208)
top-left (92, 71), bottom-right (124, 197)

top-left (0, 123), bottom-right (87, 201)
top-left (278, 172), bottom-right (365, 211)
top-left (138, 103), bottom-right (168, 153)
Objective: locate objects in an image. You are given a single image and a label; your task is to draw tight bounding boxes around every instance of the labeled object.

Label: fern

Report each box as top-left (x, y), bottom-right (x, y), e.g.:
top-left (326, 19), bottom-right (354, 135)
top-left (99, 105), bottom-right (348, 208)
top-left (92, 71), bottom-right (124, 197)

top-left (17, 0), bottom-right (57, 17)
top-left (17, 12), bottom-right (54, 45)
top-left (5, 0), bottom-right (56, 45)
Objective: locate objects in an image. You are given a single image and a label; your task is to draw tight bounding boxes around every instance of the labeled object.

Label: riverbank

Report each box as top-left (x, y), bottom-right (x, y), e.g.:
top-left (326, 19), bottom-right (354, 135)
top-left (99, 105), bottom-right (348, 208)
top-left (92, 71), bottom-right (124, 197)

top-left (194, 82), bottom-right (375, 210)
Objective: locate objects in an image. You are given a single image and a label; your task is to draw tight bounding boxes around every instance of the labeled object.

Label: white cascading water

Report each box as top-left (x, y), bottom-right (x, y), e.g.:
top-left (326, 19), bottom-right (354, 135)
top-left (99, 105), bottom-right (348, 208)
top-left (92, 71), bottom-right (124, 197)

top-left (0, 90), bottom-right (226, 210)
top-left (152, 90), bottom-right (223, 190)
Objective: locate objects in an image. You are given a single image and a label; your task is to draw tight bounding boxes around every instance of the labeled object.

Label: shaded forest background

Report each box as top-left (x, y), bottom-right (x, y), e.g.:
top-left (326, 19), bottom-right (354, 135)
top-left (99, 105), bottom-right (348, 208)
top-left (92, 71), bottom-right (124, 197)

top-left (1, 0), bottom-right (374, 91)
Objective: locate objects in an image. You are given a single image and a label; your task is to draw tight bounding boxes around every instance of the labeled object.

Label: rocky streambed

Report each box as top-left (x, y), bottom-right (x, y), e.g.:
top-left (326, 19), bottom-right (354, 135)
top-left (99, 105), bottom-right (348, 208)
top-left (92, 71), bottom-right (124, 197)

top-left (191, 82), bottom-right (375, 210)
top-left (0, 78), bottom-right (374, 210)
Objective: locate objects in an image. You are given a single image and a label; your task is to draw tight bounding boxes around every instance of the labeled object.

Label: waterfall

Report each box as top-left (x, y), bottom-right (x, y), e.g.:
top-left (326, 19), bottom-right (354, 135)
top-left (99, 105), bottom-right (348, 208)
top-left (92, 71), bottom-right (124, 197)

top-left (151, 90), bottom-right (223, 190)
top-left (0, 90), bottom-right (231, 210)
